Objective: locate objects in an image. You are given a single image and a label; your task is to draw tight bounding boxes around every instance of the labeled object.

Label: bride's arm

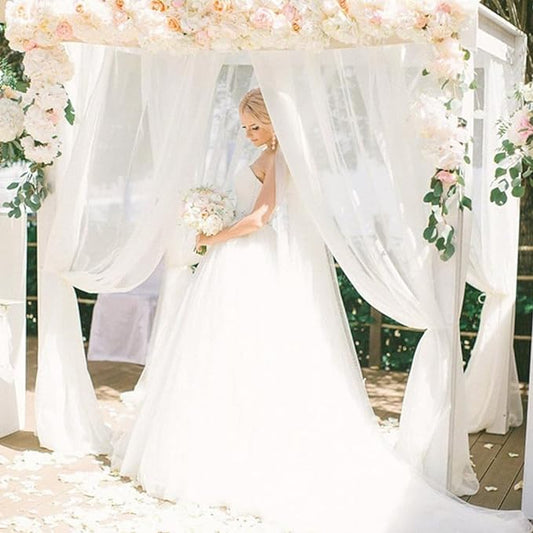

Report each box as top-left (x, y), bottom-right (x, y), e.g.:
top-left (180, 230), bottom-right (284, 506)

top-left (197, 159), bottom-right (276, 248)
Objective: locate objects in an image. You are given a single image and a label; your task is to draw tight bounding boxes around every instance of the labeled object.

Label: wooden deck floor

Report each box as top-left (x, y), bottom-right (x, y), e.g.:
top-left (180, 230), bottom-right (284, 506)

top-left (464, 417), bottom-right (527, 510)
top-left (5, 338), bottom-right (529, 514)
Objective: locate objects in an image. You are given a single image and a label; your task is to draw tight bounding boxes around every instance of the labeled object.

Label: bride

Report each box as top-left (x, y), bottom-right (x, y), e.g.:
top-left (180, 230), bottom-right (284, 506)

top-left (112, 89), bottom-right (532, 533)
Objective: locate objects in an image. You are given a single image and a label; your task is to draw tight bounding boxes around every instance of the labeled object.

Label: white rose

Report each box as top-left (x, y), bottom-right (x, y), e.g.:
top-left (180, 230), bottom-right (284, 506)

top-left (0, 99), bottom-right (25, 142)
top-left (23, 47), bottom-right (74, 86)
top-left (24, 84), bottom-right (69, 112)
top-left (433, 140), bottom-right (465, 171)
top-left (24, 106), bottom-right (57, 143)
top-left (21, 136), bottom-right (59, 165)
top-left (233, 0), bottom-right (254, 10)
top-left (203, 214), bottom-right (224, 236)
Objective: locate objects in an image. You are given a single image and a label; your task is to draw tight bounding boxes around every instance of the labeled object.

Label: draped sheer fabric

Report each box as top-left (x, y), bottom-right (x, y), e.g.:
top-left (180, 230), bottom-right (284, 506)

top-left (253, 46), bottom-right (476, 495)
top-left (36, 46), bottom-right (225, 453)
top-left (36, 44), bottom-right (520, 500)
top-left (465, 50), bottom-right (523, 434)
top-left (0, 168), bottom-right (26, 437)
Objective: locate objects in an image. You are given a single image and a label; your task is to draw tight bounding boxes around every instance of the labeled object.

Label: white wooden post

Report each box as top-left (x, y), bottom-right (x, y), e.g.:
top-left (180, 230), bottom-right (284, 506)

top-left (476, 5), bottom-right (528, 437)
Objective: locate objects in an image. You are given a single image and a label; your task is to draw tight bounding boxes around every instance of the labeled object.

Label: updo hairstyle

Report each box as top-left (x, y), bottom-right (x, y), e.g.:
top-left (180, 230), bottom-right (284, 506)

top-left (239, 88), bottom-right (271, 125)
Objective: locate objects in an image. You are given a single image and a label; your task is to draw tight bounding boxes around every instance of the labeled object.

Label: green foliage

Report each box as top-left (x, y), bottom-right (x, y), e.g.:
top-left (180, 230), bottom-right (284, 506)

top-left (3, 163), bottom-right (50, 217)
top-left (0, 24), bottom-right (25, 83)
top-left (336, 267), bottom-right (372, 366)
top-left (26, 218), bottom-right (37, 336)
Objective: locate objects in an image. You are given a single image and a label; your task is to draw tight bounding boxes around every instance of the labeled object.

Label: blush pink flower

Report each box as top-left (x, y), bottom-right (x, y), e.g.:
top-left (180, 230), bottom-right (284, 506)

top-left (436, 2), bottom-right (453, 14)
top-left (250, 8), bottom-right (274, 29)
top-left (508, 108), bottom-right (533, 147)
top-left (55, 21), bottom-right (74, 40)
top-left (369, 11), bottom-right (383, 26)
top-left (282, 4), bottom-right (298, 22)
top-left (47, 109), bottom-right (60, 125)
top-left (194, 29), bottom-right (210, 47)
top-left (113, 10), bottom-right (129, 25)
top-left (171, 0), bottom-right (184, 7)
top-left (435, 170), bottom-right (457, 185)
top-left (23, 40), bottom-right (38, 52)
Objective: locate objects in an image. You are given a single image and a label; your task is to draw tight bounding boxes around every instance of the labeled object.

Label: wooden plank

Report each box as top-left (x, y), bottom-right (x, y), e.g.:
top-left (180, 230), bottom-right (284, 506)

top-left (500, 465), bottom-right (524, 511)
top-left (469, 431), bottom-right (481, 448)
top-left (468, 424), bottom-right (525, 509)
top-left (477, 431), bottom-right (510, 445)
top-left (465, 440), bottom-right (503, 497)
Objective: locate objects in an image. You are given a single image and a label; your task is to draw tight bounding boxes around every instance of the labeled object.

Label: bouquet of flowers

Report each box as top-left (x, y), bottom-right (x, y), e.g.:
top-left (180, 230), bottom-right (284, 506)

top-left (491, 82), bottom-right (533, 206)
top-left (182, 186), bottom-right (235, 254)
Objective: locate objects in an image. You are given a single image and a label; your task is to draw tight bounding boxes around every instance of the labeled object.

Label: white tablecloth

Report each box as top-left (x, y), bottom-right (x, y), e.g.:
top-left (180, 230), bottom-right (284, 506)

top-left (87, 267), bottom-right (162, 365)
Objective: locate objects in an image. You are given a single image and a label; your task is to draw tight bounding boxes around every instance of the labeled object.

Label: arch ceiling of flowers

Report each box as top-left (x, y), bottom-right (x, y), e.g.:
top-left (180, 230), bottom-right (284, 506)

top-left (2, 0), bottom-right (479, 259)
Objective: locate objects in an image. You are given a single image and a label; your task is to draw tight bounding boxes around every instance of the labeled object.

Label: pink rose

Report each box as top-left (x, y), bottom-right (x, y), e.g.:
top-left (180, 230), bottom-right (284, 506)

top-left (172, 0), bottom-right (184, 7)
top-left (47, 110), bottom-right (60, 125)
top-left (281, 4), bottom-right (298, 22)
top-left (508, 108), bottom-right (533, 147)
top-left (436, 2), bottom-right (453, 14)
top-left (251, 8), bottom-right (274, 29)
top-left (436, 170), bottom-right (457, 185)
top-left (113, 10), bottom-right (129, 25)
top-left (368, 9), bottom-right (383, 26)
top-left (55, 21), bottom-right (74, 40)
top-left (517, 114), bottom-right (533, 144)
top-left (194, 30), bottom-right (210, 48)
top-left (23, 40), bottom-right (38, 52)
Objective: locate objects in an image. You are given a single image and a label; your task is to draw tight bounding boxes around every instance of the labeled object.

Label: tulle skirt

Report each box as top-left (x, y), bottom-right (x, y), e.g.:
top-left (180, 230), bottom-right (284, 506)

top-left (113, 223), bottom-right (531, 533)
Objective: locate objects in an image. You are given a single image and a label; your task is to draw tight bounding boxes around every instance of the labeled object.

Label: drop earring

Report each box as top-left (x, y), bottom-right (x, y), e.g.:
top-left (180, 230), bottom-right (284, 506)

top-left (271, 134), bottom-right (277, 151)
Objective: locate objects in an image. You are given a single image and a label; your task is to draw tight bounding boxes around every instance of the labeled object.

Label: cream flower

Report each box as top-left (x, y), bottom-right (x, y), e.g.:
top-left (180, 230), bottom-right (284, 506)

top-left (24, 106), bottom-right (58, 143)
top-left (0, 99), bottom-right (25, 142)
top-left (23, 47), bottom-right (74, 86)
top-left (21, 136), bottom-right (60, 165)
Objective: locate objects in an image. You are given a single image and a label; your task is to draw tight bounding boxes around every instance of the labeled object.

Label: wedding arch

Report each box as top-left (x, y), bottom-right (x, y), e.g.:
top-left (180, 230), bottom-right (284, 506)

top-left (0, 0), bottom-right (529, 507)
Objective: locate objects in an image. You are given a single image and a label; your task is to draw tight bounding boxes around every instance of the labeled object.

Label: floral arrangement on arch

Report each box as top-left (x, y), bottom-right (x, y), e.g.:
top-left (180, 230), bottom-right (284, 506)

top-left (490, 81), bottom-right (533, 206)
top-left (2, 0), bottom-right (477, 259)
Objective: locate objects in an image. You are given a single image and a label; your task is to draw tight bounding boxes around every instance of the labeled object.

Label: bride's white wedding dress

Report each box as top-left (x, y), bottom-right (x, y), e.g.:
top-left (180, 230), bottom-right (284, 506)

top-left (113, 154), bottom-right (531, 533)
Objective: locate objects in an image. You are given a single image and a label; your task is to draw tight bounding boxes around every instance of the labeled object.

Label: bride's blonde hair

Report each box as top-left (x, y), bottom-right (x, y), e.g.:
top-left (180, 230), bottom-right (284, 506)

top-left (239, 88), bottom-right (271, 125)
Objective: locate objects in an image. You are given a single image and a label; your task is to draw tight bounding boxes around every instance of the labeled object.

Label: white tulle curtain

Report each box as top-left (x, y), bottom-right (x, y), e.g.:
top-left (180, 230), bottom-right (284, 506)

top-left (38, 45), bottom-right (477, 495)
top-left (253, 47), bottom-right (476, 495)
top-left (132, 61), bottom-right (257, 397)
top-left (464, 50), bottom-right (522, 434)
top-left (37, 45), bottom-right (224, 453)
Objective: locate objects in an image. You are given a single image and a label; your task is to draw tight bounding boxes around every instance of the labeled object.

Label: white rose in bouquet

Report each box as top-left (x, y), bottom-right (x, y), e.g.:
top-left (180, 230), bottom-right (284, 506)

top-left (0, 99), bottom-right (25, 142)
top-left (182, 186), bottom-right (235, 253)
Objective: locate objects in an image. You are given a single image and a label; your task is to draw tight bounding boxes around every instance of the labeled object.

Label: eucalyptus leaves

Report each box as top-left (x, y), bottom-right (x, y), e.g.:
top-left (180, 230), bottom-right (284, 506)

top-left (417, 49), bottom-right (475, 261)
top-left (3, 163), bottom-right (48, 217)
top-left (490, 82), bottom-right (533, 206)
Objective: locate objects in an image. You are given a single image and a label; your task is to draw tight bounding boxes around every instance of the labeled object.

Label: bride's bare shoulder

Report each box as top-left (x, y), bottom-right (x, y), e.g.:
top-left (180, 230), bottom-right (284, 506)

top-left (250, 151), bottom-right (275, 182)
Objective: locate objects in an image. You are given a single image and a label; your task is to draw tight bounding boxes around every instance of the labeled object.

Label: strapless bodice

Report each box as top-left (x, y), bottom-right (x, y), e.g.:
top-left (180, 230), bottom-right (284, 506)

top-left (233, 167), bottom-right (262, 219)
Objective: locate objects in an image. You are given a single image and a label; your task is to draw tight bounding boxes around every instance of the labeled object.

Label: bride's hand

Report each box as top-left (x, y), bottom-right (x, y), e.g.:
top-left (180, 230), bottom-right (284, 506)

top-left (195, 233), bottom-right (210, 253)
